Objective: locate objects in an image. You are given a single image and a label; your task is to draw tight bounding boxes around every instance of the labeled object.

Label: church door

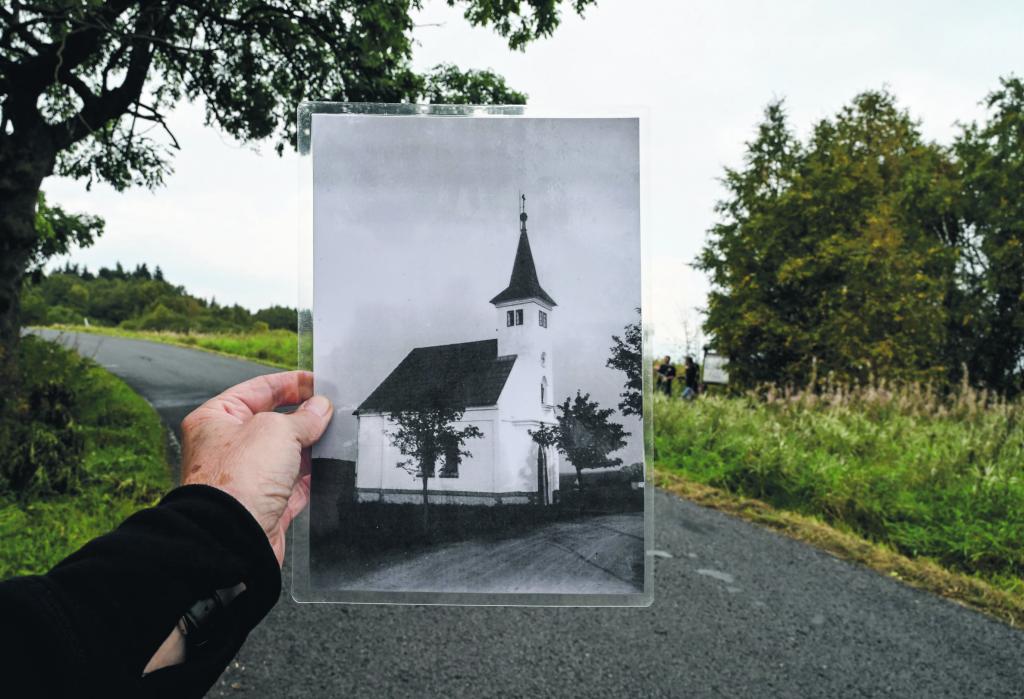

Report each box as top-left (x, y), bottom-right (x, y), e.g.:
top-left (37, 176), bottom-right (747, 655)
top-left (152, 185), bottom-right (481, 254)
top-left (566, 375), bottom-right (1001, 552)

top-left (537, 446), bottom-right (549, 506)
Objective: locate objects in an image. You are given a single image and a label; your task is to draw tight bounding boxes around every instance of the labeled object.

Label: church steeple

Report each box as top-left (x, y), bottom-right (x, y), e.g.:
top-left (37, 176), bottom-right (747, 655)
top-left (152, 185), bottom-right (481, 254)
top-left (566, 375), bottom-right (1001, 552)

top-left (490, 195), bottom-right (557, 308)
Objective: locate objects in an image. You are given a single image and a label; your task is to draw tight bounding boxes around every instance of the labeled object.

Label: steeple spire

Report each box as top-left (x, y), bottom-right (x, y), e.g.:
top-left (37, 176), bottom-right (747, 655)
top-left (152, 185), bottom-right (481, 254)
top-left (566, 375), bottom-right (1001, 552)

top-left (490, 194), bottom-right (557, 308)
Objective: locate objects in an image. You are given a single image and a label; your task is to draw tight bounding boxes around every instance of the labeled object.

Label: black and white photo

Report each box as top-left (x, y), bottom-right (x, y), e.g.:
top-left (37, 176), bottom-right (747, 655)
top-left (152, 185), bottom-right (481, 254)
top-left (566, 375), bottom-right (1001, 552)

top-left (302, 110), bottom-right (648, 603)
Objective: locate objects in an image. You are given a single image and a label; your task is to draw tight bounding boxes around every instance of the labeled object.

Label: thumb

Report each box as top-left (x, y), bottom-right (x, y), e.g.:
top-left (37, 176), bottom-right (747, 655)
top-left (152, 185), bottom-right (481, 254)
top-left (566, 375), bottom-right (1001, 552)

top-left (288, 395), bottom-right (333, 447)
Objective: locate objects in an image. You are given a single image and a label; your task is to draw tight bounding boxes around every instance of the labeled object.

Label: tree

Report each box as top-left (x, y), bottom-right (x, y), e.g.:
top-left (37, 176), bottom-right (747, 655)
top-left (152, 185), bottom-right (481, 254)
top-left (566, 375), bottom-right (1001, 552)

top-left (697, 92), bottom-right (960, 389)
top-left (954, 77), bottom-right (1024, 395)
top-left (0, 0), bottom-right (595, 402)
top-left (532, 391), bottom-right (629, 504)
top-left (254, 304), bottom-right (298, 331)
top-left (29, 193), bottom-right (104, 282)
top-left (387, 407), bottom-right (483, 533)
top-left (606, 310), bottom-right (642, 417)
top-left (529, 420), bottom-right (558, 504)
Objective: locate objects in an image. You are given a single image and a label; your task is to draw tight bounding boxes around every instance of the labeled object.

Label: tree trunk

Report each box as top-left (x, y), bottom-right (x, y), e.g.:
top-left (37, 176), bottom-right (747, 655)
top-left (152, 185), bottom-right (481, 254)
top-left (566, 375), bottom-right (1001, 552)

top-left (0, 131), bottom-right (55, 415)
top-left (421, 473), bottom-right (430, 535)
top-left (536, 447), bottom-right (546, 505)
top-left (575, 466), bottom-right (585, 515)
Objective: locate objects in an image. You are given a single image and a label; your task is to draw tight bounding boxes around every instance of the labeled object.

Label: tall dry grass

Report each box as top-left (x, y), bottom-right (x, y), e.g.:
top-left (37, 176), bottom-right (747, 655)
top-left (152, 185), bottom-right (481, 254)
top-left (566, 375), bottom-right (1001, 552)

top-left (655, 379), bottom-right (1024, 594)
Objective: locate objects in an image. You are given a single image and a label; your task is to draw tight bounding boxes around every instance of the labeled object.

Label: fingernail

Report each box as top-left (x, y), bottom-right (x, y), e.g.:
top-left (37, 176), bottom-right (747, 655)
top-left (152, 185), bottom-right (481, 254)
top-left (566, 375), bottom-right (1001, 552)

top-left (305, 395), bottom-right (331, 417)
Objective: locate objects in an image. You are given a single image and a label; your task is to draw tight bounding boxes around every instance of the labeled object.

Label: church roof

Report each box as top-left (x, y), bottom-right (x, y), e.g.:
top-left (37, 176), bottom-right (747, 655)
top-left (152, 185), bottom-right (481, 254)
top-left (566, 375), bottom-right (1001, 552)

top-left (355, 339), bottom-right (516, 414)
top-left (489, 229), bottom-right (557, 307)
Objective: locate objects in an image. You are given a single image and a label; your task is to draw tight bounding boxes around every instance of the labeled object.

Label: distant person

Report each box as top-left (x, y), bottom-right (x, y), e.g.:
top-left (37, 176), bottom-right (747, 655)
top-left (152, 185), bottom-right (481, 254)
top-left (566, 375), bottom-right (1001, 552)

top-left (0, 371), bottom-right (333, 697)
top-left (657, 355), bottom-right (676, 396)
top-left (682, 356), bottom-right (699, 400)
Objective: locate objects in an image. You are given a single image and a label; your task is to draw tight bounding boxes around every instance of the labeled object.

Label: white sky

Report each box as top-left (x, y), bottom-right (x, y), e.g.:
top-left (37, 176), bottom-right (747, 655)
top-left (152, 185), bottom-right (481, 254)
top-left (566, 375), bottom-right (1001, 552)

top-left (44, 0), bottom-right (1024, 356)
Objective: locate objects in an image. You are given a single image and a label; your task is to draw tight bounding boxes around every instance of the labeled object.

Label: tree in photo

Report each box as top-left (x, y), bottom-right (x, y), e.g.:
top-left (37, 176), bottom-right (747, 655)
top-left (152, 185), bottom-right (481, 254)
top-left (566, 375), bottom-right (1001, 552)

top-left (0, 0), bottom-right (596, 403)
top-left (532, 391), bottom-right (630, 505)
top-left (529, 421), bottom-right (558, 504)
top-left (606, 309), bottom-right (643, 417)
top-left (387, 407), bottom-right (483, 534)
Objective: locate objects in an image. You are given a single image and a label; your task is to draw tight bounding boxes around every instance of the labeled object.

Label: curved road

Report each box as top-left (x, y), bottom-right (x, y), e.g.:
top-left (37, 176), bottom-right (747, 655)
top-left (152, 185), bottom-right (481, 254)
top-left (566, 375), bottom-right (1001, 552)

top-left (37, 330), bottom-right (1024, 697)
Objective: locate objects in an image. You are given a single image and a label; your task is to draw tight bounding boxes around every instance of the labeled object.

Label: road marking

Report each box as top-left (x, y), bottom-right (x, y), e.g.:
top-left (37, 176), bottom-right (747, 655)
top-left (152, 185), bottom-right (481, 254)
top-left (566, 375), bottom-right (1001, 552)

top-left (696, 568), bottom-right (735, 584)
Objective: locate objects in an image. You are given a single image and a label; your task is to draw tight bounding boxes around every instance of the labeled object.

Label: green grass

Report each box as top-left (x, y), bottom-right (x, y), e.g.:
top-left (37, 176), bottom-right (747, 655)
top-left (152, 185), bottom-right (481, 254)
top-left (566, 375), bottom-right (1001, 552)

top-left (654, 386), bottom-right (1024, 597)
top-left (0, 345), bottom-right (171, 578)
top-left (45, 324), bottom-right (299, 369)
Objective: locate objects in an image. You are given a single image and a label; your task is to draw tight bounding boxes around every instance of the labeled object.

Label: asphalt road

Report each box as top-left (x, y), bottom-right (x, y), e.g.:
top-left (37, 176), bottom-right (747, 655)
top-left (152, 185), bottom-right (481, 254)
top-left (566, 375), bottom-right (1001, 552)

top-left (312, 513), bottom-right (643, 595)
top-left (39, 330), bottom-right (1024, 698)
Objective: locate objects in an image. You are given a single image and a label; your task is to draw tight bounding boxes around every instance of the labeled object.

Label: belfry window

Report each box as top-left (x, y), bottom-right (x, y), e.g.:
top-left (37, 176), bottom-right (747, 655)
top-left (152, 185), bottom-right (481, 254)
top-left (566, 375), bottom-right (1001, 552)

top-left (515, 309), bottom-right (523, 325)
top-left (539, 310), bottom-right (548, 328)
top-left (506, 309), bottom-right (524, 326)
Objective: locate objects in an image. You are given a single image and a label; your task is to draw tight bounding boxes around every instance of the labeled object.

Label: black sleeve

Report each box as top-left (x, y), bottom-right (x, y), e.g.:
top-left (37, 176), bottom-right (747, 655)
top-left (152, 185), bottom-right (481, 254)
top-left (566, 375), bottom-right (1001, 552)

top-left (0, 484), bottom-right (281, 698)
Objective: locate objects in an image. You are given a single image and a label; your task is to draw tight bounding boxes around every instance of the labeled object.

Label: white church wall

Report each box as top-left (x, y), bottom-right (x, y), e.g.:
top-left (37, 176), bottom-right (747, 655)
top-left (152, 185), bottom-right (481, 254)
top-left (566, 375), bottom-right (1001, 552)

top-left (355, 408), bottom-right (500, 503)
top-left (496, 418), bottom-right (559, 504)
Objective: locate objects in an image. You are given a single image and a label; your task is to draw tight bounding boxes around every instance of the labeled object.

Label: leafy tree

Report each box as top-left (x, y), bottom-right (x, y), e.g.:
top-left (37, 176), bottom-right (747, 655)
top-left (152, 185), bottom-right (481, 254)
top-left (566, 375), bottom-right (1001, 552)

top-left (386, 407), bottom-right (483, 533)
top-left (22, 264), bottom-right (298, 333)
top-left (532, 391), bottom-right (629, 503)
top-left (0, 0), bottom-right (595, 403)
top-left (606, 310), bottom-right (642, 417)
top-left (29, 193), bottom-right (104, 281)
top-left (254, 305), bottom-right (297, 331)
top-left (954, 77), bottom-right (1024, 394)
top-left (698, 93), bottom-right (960, 388)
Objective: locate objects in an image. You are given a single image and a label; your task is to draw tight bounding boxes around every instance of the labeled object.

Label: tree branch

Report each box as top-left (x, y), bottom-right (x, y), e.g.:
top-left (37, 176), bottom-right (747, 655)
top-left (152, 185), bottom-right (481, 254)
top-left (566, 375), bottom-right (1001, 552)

top-left (5, 0), bottom-right (136, 100)
top-left (51, 3), bottom-right (162, 149)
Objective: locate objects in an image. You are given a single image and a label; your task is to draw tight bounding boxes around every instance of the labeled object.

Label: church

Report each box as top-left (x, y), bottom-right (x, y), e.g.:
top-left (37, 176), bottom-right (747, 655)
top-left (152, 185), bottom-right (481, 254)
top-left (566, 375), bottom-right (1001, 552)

top-left (353, 197), bottom-right (560, 506)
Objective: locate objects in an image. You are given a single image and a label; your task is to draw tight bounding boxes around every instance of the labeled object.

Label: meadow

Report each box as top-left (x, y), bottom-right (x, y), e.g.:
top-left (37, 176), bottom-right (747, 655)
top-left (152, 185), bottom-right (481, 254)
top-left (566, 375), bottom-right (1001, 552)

top-left (655, 384), bottom-right (1024, 596)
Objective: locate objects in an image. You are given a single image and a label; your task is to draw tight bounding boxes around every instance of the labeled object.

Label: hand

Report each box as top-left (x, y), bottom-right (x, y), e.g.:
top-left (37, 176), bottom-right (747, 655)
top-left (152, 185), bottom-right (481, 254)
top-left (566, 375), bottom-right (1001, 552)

top-left (180, 371), bottom-right (333, 566)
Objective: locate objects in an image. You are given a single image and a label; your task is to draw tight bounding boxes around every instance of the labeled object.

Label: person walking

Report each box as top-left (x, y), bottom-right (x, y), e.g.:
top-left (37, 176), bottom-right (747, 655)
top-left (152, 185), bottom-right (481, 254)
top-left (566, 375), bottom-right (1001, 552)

top-left (681, 356), bottom-right (700, 400)
top-left (657, 355), bottom-right (676, 396)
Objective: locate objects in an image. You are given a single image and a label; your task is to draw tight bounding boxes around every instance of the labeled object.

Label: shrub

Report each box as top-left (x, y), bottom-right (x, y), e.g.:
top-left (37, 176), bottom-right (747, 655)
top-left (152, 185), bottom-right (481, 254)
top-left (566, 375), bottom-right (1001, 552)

top-left (44, 305), bottom-right (81, 326)
top-left (0, 337), bottom-right (87, 496)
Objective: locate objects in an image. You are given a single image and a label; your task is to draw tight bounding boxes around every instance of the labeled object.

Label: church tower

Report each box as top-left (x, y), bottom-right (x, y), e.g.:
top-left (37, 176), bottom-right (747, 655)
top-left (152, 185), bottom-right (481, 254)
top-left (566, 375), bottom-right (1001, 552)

top-left (491, 195), bottom-right (556, 415)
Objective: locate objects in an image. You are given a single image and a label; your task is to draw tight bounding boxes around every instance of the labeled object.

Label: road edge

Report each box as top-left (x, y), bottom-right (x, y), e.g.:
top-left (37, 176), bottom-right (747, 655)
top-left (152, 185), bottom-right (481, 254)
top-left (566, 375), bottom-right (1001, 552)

top-left (33, 325), bottom-right (293, 370)
top-left (655, 471), bottom-right (1023, 630)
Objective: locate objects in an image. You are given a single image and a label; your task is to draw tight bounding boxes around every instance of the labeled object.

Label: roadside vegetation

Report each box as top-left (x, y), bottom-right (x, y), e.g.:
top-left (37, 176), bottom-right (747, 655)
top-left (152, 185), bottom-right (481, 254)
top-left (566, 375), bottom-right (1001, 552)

top-left (25, 263), bottom-right (300, 368)
top-left (24, 262), bottom-right (296, 334)
top-left (0, 336), bottom-right (171, 578)
top-left (46, 324), bottom-right (298, 370)
top-left (654, 387), bottom-right (1024, 599)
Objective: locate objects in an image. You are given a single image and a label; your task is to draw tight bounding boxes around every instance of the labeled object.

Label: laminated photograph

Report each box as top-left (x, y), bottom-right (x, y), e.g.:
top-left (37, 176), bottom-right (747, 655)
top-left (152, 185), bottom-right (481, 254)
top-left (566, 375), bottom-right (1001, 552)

top-left (293, 105), bottom-right (651, 605)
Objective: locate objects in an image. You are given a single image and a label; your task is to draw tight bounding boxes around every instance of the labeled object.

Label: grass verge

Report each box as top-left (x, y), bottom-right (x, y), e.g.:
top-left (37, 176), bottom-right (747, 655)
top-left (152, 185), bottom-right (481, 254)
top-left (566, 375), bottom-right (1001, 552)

top-left (42, 324), bottom-right (297, 369)
top-left (655, 470), bottom-right (1023, 629)
top-left (655, 390), bottom-right (1024, 595)
top-left (0, 340), bottom-right (172, 578)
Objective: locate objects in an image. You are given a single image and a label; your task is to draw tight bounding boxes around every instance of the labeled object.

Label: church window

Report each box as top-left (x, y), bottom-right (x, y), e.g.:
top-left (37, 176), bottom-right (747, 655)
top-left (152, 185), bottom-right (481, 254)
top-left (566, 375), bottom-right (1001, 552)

top-left (506, 309), bottom-right (524, 326)
top-left (540, 352), bottom-right (546, 367)
top-left (541, 376), bottom-right (548, 404)
top-left (539, 310), bottom-right (548, 328)
top-left (439, 442), bottom-right (460, 478)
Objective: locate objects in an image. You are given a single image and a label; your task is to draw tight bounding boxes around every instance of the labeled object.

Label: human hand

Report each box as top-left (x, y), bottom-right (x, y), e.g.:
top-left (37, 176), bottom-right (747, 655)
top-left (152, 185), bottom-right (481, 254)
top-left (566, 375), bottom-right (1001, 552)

top-left (180, 371), bottom-right (333, 566)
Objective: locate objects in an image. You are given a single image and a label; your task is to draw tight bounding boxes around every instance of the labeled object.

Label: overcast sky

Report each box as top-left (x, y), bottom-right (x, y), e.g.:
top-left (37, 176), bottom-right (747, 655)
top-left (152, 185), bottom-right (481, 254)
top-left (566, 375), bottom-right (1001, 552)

top-left (311, 115), bottom-right (641, 463)
top-left (43, 0), bottom-right (1024, 356)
